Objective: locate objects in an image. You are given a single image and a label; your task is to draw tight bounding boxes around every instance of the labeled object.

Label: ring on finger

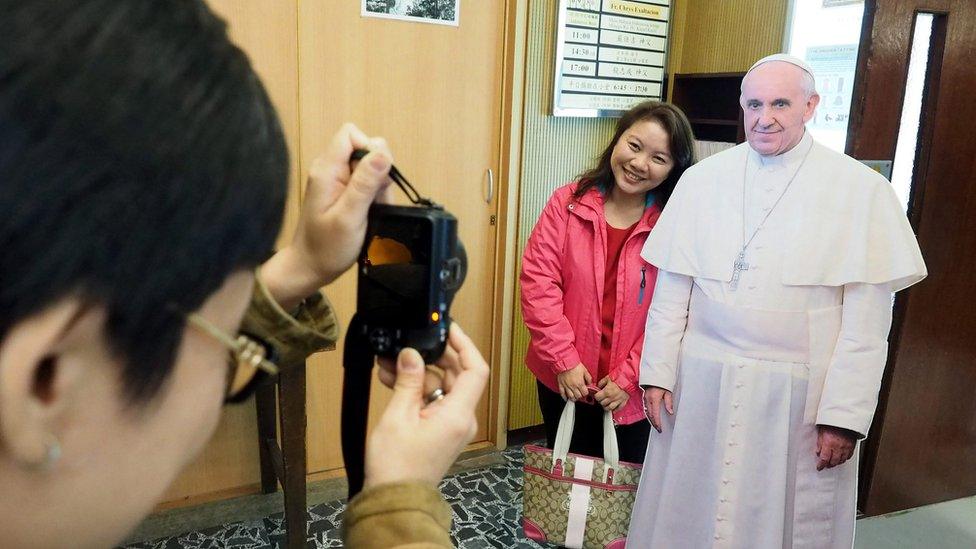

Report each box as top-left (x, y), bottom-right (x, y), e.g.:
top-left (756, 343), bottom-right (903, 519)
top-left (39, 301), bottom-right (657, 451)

top-left (424, 387), bottom-right (446, 405)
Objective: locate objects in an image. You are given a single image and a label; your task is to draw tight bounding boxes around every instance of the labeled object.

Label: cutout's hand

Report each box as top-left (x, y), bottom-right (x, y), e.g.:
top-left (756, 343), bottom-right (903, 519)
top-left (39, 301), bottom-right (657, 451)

top-left (643, 386), bottom-right (674, 433)
top-left (816, 425), bottom-right (857, 471)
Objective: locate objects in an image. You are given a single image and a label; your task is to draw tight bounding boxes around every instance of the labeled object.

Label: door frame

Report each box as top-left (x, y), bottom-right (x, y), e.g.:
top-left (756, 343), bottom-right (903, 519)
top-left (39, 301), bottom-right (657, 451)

top-left (490, 0), bottom-right (530, 450)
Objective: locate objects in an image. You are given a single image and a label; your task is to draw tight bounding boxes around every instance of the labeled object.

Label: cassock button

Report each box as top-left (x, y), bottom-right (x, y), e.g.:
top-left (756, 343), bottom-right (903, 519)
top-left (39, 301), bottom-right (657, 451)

top-left (722, 478), bottom-right (731, 484)
top-left (733, 403), bottom-right (741, 408)
top-left (715, 534), bottom-right (722, 540)
top-left (724, 460), bottom-right (733, 465)
top-left (735, 383), bottom-right (744, 388)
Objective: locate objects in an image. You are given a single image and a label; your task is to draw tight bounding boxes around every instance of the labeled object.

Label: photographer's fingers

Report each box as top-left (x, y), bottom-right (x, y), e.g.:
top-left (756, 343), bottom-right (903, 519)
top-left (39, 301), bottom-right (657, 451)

top-left (375, 357), bottom-right (446, 397)
top-left (376, 359), bottom-right (396, 388)
top-left (325, 122), bottom-right (372, 164)
top-left (434, 339), bottom-right (462, 389)
top-left (385, 348), bottom-right (426, 416)
top-left (334, 149), bottom-right (393, 221)
top-left (436, 325), bottom-right (489, 412)
top-left (306, 124), bottom-right (372, 208)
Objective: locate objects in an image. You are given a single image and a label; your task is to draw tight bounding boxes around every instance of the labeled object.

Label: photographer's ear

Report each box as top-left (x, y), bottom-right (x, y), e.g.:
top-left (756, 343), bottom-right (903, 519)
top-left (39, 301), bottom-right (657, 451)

top-left (0, 297), bottom-right (94, 469)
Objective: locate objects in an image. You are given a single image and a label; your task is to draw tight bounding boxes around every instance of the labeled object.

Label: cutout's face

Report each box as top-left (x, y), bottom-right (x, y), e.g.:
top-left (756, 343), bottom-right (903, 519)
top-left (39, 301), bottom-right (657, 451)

top-left (609, 118), bottom-right (675, 198)
top-left (740, 61), bottom-right (820, 156)
top-left (0, 271), bottom-right (255, 548)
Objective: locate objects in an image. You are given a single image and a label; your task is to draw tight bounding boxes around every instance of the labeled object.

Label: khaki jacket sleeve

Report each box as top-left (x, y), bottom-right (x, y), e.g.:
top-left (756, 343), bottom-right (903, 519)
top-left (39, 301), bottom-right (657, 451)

top-left (342, 482), bottom-right (454, 548)
top-left (239, 273), bottom-right (339, 369)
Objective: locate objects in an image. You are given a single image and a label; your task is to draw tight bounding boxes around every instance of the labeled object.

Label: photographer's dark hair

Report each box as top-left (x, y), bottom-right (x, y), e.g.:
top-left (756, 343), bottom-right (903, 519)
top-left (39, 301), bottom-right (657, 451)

top-left (0, 0), bottom-right (287, 401)
top-left (573, 101), bottom-right (696, 207)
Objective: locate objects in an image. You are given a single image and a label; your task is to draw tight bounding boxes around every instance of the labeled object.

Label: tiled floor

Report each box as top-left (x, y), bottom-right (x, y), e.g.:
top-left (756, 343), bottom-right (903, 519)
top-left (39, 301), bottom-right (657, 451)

top-left (855, 496), bottom-right (976, 549)
top-left (122, 444), bottom-right (976, 548)
top-left (121, 445), bottom-right (544, 549)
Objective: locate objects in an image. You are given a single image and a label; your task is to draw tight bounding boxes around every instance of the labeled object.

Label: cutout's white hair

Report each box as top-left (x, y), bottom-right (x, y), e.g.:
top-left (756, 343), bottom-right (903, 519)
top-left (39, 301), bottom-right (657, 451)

top-left (741, 53), bottom-right (819, 99)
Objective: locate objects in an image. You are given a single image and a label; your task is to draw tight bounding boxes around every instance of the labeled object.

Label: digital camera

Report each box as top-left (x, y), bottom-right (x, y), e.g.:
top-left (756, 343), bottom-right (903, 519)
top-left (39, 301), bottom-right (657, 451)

top-left (352, 151), bottom-right (467, 363)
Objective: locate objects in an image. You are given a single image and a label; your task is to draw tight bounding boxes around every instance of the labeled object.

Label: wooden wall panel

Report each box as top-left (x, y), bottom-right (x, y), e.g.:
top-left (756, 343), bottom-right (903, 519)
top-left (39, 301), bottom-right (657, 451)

top-left (672, 0), bottom-right (787, 74)
top-left (160, 0), bottom-right (301, 506)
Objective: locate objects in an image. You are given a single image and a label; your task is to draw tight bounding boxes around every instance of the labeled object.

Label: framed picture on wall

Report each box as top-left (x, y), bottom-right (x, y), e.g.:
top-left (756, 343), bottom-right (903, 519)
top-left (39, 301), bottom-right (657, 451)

top-left (552, 0), bottom-right (672, 117)
top-left (362, 0), bottom-right (460, 27)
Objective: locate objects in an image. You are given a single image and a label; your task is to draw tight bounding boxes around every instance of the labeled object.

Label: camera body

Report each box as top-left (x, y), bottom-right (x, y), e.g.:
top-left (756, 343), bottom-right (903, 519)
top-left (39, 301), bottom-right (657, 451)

top-left (356, 203), bottom-right (466, 363)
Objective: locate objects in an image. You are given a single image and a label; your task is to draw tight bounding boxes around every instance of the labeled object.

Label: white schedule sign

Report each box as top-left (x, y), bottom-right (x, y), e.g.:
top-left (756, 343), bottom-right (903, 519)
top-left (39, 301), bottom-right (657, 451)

top-left (553, 0), bottom-right (670, 117)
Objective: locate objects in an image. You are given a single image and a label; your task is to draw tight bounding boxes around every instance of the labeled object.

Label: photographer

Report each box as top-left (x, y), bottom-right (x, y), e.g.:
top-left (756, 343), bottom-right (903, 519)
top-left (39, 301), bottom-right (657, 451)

top-left (0, 1), bottom-right (484, 548)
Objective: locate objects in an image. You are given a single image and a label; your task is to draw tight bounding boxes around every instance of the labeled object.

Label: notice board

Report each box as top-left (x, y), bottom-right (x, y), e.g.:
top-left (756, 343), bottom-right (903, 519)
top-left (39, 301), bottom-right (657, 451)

top-left (553, 0), bottom-right (671, 117)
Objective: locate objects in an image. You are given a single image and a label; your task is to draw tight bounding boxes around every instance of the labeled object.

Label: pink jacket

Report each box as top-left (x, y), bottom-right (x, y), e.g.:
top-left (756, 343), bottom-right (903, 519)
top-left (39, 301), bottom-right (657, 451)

top-left (520, 183), bottom-right (661, 425)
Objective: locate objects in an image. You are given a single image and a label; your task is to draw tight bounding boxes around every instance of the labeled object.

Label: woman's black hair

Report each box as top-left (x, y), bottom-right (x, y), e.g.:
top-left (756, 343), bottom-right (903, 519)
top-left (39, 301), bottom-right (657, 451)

top-left (0, 0), bottom-right (288, 401)
top-left (573, 100), bottom-right (696, 207)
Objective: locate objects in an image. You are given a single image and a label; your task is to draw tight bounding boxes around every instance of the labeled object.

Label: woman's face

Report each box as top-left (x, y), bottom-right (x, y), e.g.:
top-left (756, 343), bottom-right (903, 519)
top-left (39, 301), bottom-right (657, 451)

top-left (609, 118), bottom-right (675, 198)
top-left (0, 271), bottom-right (254, 548)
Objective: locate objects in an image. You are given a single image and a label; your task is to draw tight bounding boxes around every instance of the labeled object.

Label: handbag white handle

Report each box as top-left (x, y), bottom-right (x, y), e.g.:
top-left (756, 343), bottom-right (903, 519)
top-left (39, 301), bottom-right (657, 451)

top-left (551, 400), bottom-right (620, 482)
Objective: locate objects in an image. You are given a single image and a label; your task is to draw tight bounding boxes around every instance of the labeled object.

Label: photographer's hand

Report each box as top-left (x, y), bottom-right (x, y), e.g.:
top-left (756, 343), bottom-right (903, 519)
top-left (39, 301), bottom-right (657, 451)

top-left (364, 324), bottom-right (489, 488)
top-left (261, 123), bottom-right (394, 310)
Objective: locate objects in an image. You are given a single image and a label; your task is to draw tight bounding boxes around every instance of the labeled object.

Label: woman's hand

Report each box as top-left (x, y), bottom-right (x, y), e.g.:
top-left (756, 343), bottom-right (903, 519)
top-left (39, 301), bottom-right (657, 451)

top-left (364, 324), bottom-right (489, 488)
top-left (557, 364), bottom-right (592, 401)
top-left (643, 386), bottom-right (674, 433)
top-left (595, 376), bottom-right (629, 411)
top-left (260, 123), bottom-right (394, 310)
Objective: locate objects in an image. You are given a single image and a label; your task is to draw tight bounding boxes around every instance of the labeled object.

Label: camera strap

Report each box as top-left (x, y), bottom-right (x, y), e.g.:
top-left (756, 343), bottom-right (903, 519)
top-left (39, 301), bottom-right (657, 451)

top-left (350, 148), bottom-right (439, 208)
top-left (340, 313), bottom-right (373, 499)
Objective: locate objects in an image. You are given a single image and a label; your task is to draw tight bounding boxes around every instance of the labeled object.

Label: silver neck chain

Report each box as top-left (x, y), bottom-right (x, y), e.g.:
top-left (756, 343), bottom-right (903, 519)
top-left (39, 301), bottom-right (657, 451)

top-left (740, 143), bottom-right (813, 255)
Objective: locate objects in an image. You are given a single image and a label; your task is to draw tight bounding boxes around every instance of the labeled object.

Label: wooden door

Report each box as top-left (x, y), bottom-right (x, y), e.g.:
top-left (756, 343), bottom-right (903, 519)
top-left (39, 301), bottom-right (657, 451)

top-left (298, 1), bottom-right (507, 475)
top-left (161, 0), bottom-right (303, 506)
top-left (848, 0), bottom-right (976, 516)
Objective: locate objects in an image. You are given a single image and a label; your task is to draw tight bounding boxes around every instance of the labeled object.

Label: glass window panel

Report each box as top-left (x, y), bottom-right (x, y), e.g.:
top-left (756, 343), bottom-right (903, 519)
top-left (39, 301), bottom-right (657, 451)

top-left (786, 0), bottom-right (865, 153)
top-left (891, 14), bottom-right (934, 214)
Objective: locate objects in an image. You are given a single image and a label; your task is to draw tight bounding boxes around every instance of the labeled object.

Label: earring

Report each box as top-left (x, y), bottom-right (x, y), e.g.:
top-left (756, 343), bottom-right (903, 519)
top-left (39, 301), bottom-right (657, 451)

top-left (21, 435), bottom-right (62, 471)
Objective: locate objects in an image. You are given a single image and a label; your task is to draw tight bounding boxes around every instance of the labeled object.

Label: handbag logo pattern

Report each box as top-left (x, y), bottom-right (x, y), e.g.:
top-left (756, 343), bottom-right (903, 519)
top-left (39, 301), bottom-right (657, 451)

top-left (522, 446), bottom-right (640, 548)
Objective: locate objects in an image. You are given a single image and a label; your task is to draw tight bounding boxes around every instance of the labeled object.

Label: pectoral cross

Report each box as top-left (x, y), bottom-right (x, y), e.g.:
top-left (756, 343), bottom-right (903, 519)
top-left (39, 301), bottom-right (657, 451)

top-left (730, 251), bottom-right (749, 291)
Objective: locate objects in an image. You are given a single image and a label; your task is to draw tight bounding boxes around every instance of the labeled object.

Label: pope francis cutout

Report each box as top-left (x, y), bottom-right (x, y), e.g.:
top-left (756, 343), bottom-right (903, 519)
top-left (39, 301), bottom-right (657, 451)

top-left (627, 54), bottom-right (926, 548)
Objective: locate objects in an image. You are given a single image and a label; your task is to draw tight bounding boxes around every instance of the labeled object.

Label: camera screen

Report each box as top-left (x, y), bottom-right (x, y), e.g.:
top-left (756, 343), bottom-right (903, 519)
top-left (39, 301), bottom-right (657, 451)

top-left (361, 217), bottom-right (433, 328)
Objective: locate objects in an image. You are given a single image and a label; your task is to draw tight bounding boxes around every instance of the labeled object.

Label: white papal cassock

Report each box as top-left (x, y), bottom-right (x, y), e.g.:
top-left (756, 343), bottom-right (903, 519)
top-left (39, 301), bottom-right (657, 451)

top-left (627, 131), bottom-right (926, 548)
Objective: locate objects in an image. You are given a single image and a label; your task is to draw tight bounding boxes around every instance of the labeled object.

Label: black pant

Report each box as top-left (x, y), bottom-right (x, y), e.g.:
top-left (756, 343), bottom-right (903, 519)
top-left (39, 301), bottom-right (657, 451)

top-left (536, 381), bottom-right (650, 464)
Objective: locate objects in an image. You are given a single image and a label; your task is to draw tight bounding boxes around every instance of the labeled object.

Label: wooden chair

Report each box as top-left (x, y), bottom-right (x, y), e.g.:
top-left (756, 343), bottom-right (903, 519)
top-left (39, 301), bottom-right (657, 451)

top-left (255, 362), bottom-right (308, 549)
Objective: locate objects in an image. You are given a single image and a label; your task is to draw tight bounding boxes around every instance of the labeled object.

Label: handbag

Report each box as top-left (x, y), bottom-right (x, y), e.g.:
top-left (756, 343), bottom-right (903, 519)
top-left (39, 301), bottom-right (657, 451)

top-left (521, 400), bottom-right (642, 549)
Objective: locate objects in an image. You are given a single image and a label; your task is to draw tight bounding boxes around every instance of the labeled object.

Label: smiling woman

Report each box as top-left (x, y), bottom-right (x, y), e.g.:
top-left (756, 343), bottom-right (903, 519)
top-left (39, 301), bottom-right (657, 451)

top-left (519, 100), bottom-right (696, 467)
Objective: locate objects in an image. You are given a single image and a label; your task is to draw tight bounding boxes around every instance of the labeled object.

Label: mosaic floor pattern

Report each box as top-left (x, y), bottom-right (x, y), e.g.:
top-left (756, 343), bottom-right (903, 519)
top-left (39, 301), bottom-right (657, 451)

top-left (121, 445), bottom-right (546, 548)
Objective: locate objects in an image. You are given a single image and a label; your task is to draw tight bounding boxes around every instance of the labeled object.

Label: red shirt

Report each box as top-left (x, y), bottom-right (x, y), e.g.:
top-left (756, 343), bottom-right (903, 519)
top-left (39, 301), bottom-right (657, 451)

top-left (598, 221), bottom-right (637, 380)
